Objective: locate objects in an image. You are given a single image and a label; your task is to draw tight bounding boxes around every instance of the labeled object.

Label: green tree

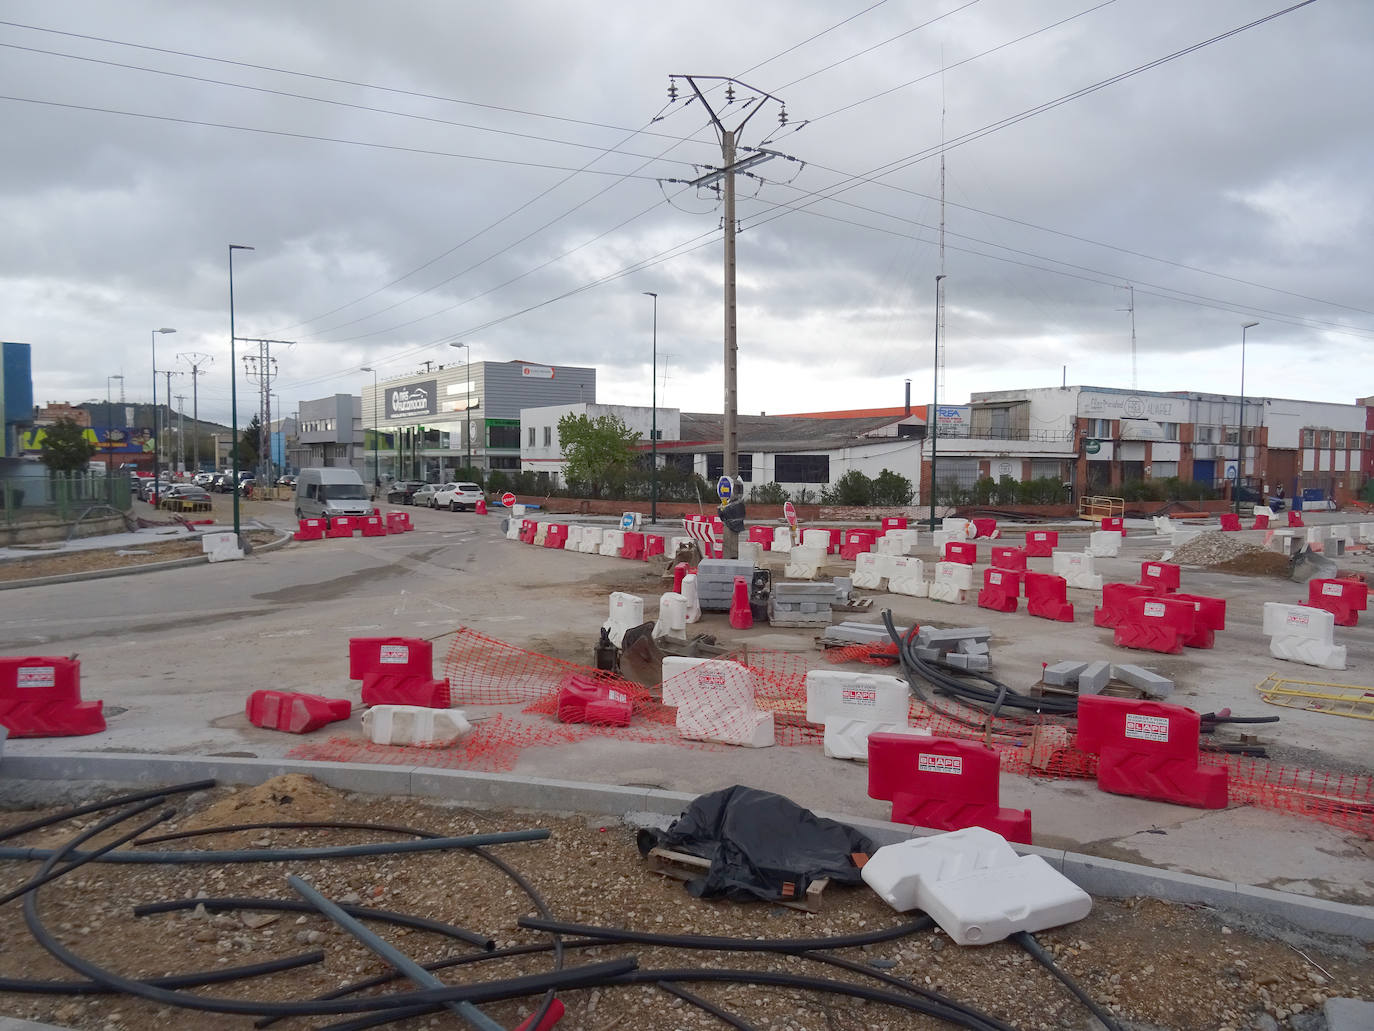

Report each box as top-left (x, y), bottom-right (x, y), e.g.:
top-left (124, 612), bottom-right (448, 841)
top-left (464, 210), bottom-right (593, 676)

top-left (556, 412), bottom-right (639, 498)
top-left (38, 418), bottom-right (97, 472)
top-left (872, 469), bottom-right (914, 506)
top-left (823, 469), bottom-right (874, 505)
top-left (237, 415), bottom-right (261, 469)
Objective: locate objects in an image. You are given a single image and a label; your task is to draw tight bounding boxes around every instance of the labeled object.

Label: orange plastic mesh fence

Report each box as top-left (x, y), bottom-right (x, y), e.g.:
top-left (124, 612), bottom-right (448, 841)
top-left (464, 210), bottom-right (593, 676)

top-left (1206, 754), bottom-right (1373, 838)
top-left (819, 642), bottom-right (900, 665)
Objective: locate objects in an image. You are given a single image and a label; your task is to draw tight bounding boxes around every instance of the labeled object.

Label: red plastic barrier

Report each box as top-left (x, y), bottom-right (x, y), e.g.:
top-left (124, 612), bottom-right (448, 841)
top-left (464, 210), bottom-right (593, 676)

top-left (294, 518), bottom-right (326, 541)
top-left (729, 576), bottom-right (754, 629)
top-left (840, 532), bottom-right (877, 560)
top-left (645, 534), bottom-right (665, 559)
top-left (349, 637), bottom-right (452, 708)
top-left (977, 567), bottom-right (1022, 613)
top-left (1113, 596), bottom-right (1196, 655)
top-left (868, 733), bottom-right (1032, 844)
top-left (1101, 516), bottom-right (1126, 536)
top-left (1251, 512), bottom-right (1270, 530)
top-left (1094, 582), bottom-right (1157, 628)
top-left (246, 690), bottom-right (351, 734)
top-left (1139, 561), bottom-right (1181, 594)
top-left (823, 527), bottom-right (842, 555)
top-left (620, 531), bottom-right (644, 560)
top-left (361, 515), bottom-right (387, 538)
top-left (385, 511), bottom-right (412, 533)
top-left (748, 525), bottom-right (773, 550)
top-left (325, 517), bottom-right (356, 539)
top-left (1307, 578), bottom-right (1368, 626)
top-left (673, 562), bottom-right (691, 593)
top-left (1288, 510), bottom-right (1304, 527)
top-left (519, 519), bottom-right (538, 544)
top-left (543, 524), bottom-right (569, 549)
top-left (944, 541), bottom-right (977, 565)
top-left (1023, 571), bottom-right (1073, 622)
top-left (555, 674), bottom-right (632, 726)
top-left (1024, 529), bottom-right (1058, 558)
top-left (881, 517), bottom-right (908, 532)
top-left (990, 546), bottom-right (1027, 572)
top-left (970, 518), bottom-right (1000, 539)
top-left (1218, 513), bottom-right (1241, 532)
top-left (1076, 696), bottom-right (1227, 809)
top-left (0, 657), bottom-right (105, 738)
top-left (1170, 592), bottom-right (1227, 648)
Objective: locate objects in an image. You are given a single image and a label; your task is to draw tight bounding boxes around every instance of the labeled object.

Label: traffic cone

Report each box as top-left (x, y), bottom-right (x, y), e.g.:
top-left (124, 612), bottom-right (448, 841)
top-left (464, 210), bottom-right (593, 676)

top-left (729, 576), bottom-right (753, 629)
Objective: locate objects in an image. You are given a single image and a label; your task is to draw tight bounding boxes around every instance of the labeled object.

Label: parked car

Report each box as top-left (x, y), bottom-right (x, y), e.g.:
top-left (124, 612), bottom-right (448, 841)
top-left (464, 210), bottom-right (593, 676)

top-left (434, 481), bottom-right (484, 512)
top-left (192, 472), bottom-right (216, 488)
top-left (276, 474), bottom-right (296, 487)
top-left (411, 483), bottom-right (440, 508)
top-left (386, 480), bottom-right (426, 505)
top-left (162, 485), bottom-right (213, 507)
top-left (212, 473), bottom-right (235, 493)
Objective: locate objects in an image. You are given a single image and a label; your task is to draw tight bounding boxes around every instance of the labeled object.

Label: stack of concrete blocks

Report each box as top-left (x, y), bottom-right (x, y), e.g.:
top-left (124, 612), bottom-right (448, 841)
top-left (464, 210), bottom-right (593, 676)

top-left (769, 582), bottom-right (836, 628)
top-left (362, 705), bottom-right (472, 747)
top-left (1171, 528), bottom-right (1202, 548)
top-left (1042, 661), bottom-right (1173, 698)
top-left (1263, 603), bottom-right (1346, 670)
top-left (202, 531), bottom-right (244, 563)
top-left (695, 558), bottom-right (757, 612)
top-left (861, 827), bottom-right (1091, 946)
top-left (771, 526), bottom-right (794, 553)
top-left (805, 669), bottom-right (928, 760)
top-left (1052, 550), bottom-right (1104, 591)
top-left (877, 529), bottom-right (919, 555)
top-left (578, 527), bottom-right (604, 554)
top-left (680, 574), bottom-right (702, 623)
top-left (660, 656), bottom-right (774, 748)
top-left (1152, 515), bottom-right (1176, 534)
top-left (913, 626), bottom-right (991, 671)
top-left (929, 561), bottom-right (974, 605)
top-left (1087, 530), bottom-right (1122, 558)
top-left (652, 593), bottom-right (689, 644)
top-left (887, 557), bottom-right (928, 597)
top-left (852, 552), bottom-right (892, 590)
top-left (602, 592), bottom-right (644, 647)
top-left (785, 545), bottom-right (826, 580)
top-left (737, 541), bottom-right (763, 565)
top-left (599, 529), bottom-right (626, 557)
top-left (825, 621), bottom-right (910, 646)
top-left (532, 522), bottom-right (549, 547)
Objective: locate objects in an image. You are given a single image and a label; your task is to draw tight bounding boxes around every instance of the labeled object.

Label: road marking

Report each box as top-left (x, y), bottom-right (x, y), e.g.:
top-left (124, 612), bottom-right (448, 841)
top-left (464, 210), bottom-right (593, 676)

top-left (261, 628), bottom-right (312, 638)
top-left (337, 624), bottom-right (383, 631)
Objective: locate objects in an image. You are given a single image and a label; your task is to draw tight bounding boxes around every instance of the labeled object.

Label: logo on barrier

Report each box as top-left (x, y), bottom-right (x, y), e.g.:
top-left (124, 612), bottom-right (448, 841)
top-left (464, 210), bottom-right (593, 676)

top-left (17, 667), bottom-right (56, 689)
top-left (1143, 601), bottom-right (1166, 618)
top-left (1285, 613), bottom-right (1310, 627)
top-left (989, 572), bottom-right (1002, 584)
top-left (609, 689), bottom-right (628, 704)
top-left (1125, 714), bottom-right (1170, 742)
top-left (1321, 582), bottom-right (1343, 596)
top-left (379, 645), bottom-right (410, 664)
top-left (841, 688), bottom-right (876, 707)
top-left (918, 753), bottom-right (963, 775)
top-left (1147, 565), bottom-right (1161, 577)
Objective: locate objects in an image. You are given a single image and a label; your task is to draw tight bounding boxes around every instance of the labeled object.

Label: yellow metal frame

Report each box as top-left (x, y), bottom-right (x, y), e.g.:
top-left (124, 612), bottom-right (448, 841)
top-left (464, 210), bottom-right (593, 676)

top-left (1077, 495), bottom-right (1124, 523)
top-left (1256, 674), bottom-right (1374, 721)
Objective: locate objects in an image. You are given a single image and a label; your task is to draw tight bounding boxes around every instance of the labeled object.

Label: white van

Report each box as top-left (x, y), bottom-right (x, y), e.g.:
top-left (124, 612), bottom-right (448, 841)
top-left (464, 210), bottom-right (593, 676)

top-left (294, 468), bottom-right (373, 522)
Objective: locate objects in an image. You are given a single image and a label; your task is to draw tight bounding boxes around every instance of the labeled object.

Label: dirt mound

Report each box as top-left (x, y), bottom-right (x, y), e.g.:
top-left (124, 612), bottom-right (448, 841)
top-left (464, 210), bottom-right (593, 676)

top-left (178, 774), bottom-right (344, 831)
top-left (1215, 550), bottom-right (1293, 577)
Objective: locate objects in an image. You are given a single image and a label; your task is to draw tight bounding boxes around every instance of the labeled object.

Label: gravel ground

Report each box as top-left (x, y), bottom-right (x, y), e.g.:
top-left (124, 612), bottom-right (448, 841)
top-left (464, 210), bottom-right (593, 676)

top-left (1, 776), bottom-right (1369, 1031)
top-left (0, 531), bottom-right (280, 582)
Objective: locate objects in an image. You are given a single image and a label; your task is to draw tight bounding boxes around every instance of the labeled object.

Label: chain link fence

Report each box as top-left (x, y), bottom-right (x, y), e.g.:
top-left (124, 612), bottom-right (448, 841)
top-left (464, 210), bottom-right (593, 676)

top-left (0, 472), bottom-right (133, 527)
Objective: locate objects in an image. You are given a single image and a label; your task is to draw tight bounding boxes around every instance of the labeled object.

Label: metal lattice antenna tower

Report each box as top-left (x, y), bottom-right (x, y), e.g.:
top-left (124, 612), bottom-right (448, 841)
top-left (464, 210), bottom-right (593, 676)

top-left (160, 369), bottom-right (185, 471)
top-left (1117, 284), bottom-right (1137, 389)
top-left (240, 338), bottom-right (291, 482)
top-left (178, 352), bottom-right (213, 473)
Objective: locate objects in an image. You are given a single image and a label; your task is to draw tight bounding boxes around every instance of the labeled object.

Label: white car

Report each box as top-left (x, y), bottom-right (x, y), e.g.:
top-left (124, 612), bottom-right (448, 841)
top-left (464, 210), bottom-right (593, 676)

top-left (433, 481), bottom-right (484, 512)
top-left (193, 472), bottom-right (216, 487)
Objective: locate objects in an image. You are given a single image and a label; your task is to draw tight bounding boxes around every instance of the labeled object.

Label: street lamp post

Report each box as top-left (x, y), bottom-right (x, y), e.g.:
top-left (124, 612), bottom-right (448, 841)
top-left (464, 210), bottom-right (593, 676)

top-left (360, 366), bottom-right (380, 495)
top-left (105, 374), bottom-right (123, 502)
top-left (643, 291), bottom-right (658, 525)
top-left (929, 274), bottom-right (947, 531)
top-left (229, 244), bottom-right (255, 539)
top-left (150, 328), bottom-right (176, 503)
top-left (1237, 321), bottom-right (1259, 515)
top-left (449, 342), bottom-right (471, 472)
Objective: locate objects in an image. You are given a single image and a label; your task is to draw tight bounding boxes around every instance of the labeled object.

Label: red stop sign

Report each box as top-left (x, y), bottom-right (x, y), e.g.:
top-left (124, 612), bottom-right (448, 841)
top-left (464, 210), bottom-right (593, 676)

top-left (501, 492), bottom-right (517, 508)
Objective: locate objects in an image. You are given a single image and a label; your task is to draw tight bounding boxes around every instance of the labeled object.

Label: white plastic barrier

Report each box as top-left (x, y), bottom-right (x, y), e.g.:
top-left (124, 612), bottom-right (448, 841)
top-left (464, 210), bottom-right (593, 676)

top-left (861, 827), bottom-right (1091, 946)
top-left (680, 573), bottom-right (702, 623)
top-left (805, 670), bottom-right (910, 724)
top-left (771, 526), bottom-right (794, 553)
top-left (578, 527), bottom-right (604, 554)
top-left (511, 504), bottom-right (526, 519)
top-left (504, 517), bottom-right (522, 541)
top-left (1253, 505), bottom-right (1271, 519)
top-left (1152, 515), bottom-right (1176, 534)
top-left (602, 592), bottom-right (644, 647)
top-left (887, 556), bottom-right (928, 597)
top-left (1170, 529), bottom-right (1201, 548)
top-left (822, 720), bottom-right (929, 761)
top-left (532, 522), bottom-right (549, 547)
top-left (1052, 550), bottom-right (1103, 591)
top-left (801, 528), bottom-right (831, 552)
top-left (653, 593), bottom-right (688, 644)
top-left (362, 705), bottom-right (472, 747)
top-left (1087, 530), bottom-right (1122, 557)
top-left (1263, 602), bottom-right (1346, 670)
top-left (599, 529), bottom-right (625, 557)
top-left (676, 705), bottom-right (775, 748)
top-left (660, 656), bottom-right (753, 707)
top-left (202, 531), bottom-right (243, 563)
top-left (928, 561), bottom-right (972, 605)
top-left (931, 530), bottom-right (954, 554)
top-left (784, 545), bottom-right (826, 580)
top-left (737, 541), bottom-right (762, 565)
top-left (562, 525), bottom-right (584, 551)
top-left (668, 535), bottom-right (694, 555)
top-left (942, 517), bottom-right (974, 539)
top-left (852, 552), bottom-right (887, 590)
top-left (878, 528), bottom-right (919, 555)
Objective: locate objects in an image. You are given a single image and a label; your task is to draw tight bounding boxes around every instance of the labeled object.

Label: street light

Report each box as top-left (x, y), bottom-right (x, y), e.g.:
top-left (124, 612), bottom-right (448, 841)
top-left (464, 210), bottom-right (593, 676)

top-left (449, 342), bottom-right (471, 472)
top-left (1237, 321), bottom-right (1259, 515)
top-left (929, 274), bottom-right (947, 531)
top-left (360, 366), bottom-right (380, 494)
top-left (229, 244), bottom-right (255, 539)
top-left (643, 291), bottom-right (658, 525)
top-left (150, 328), bottom-right (176, 502)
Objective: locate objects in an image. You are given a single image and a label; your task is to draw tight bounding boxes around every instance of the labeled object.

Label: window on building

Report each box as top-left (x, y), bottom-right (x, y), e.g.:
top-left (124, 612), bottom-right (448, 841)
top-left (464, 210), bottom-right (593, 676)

top-left (1318, 430), bottom-right (1331, 448)
top-left (1161, 422), bottom-right (1180, 441)
top-left (1333, 431), bottom-right (1346, 449)
top-left (527, 427), bottom-right (535, 447)
top-left (489, 456), bottom-right (520, 470)
top-left (1087, 418), bottom-right (1111, 439)
top-left (705, 453), bottom-right (754, 482)
top-left (774, 454), bottom-right (829, 483)
top-left (488, 423), bottom-right (520, 449)
top-left (1301, 428), bottom-right (1314, 447)
top-left (543, 426), bottom-right (551, 447)
top-left (1224, 427), bottom-right (1239, 445)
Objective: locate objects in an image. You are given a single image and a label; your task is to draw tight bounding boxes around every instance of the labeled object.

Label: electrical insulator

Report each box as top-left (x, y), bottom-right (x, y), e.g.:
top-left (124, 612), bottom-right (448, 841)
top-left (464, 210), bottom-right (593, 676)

top-left (725, 83), bottom-right (735, 103)
top-left (667, 80), bottom-right (678, 102)
top-left (778, 106), bottom-right (788, 126)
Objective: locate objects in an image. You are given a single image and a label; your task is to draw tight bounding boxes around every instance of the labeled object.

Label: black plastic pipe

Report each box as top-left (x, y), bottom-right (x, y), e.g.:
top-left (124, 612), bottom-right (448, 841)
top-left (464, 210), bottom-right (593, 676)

top-left (0, 778), bottom-right (215, 844)
top-left (133, 818), bottom-right (440, 847)
top-left (0, 951), bottom-right (325, 995)
top-left (1014, 930), bottom-right (1125, 1031)
top-left (517, 915), bottom-right (933, 953)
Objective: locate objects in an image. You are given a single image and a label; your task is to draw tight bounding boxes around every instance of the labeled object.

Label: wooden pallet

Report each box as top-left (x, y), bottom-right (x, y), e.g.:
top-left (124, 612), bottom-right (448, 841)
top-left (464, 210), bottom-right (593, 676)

top-left (644, 846), bottom-right (830, 912)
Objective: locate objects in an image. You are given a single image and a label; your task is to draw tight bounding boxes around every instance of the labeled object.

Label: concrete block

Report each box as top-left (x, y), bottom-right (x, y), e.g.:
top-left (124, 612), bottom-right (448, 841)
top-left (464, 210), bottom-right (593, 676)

top-left (1077, 661), bottom-right (1111, 695)
top-left (942, 652), bottom-right (989, 671)
top-left (934, 561), bottom-right (974, 590)
top-left (914, 646), bottom-right (943, 661)
top-left (774, 582), bottom-right (835, 599)
top-left (1043, 661), bottom-right (1089, 687)
top-left (956, 639), bottom-right (988, 655)
top-left (825, 621), bottom-right (906, 643)
top-left (917, 626), bottom-right (991, 646)
top-left (1110, 664), bottom-right (1174, 699)
top-left (805, 669), bottom-right (910, 724)
top-left (1087, 530), bottom-right (1122, 557)
top-left (823, 720), bottom-right (929, 761)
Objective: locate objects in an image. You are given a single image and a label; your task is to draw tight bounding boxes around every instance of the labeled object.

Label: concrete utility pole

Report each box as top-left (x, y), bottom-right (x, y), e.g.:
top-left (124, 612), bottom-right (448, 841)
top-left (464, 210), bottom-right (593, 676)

top-left (161, 369), bottom-right (184, 473)
top-left (178, 352), bottom-right (213, 473)
top-left (670, 74), bottom-right (789, 558)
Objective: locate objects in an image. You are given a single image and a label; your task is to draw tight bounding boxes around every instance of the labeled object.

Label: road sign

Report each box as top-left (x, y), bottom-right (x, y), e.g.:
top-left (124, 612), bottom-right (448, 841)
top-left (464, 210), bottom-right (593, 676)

top-left (1224, 464), bottom-right (1238, 481)
top-left (783, 500), bottom-right (797, 528)
top-left (716, 475), bottom-right (733, 502)
top-left (501, 492), bottom-right (516, 508)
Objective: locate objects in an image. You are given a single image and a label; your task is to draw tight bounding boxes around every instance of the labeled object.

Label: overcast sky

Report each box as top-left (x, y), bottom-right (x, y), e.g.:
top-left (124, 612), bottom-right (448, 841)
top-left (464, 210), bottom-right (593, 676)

top-left (3, 0), bottom-right (1370, 430)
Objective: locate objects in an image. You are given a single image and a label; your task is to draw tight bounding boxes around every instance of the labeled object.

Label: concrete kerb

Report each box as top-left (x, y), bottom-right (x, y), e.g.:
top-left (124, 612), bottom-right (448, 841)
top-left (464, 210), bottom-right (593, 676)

top-left (0, 528), bottom-right (293, 592)
top-left (3, 752), bottom-right (1370, 941)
